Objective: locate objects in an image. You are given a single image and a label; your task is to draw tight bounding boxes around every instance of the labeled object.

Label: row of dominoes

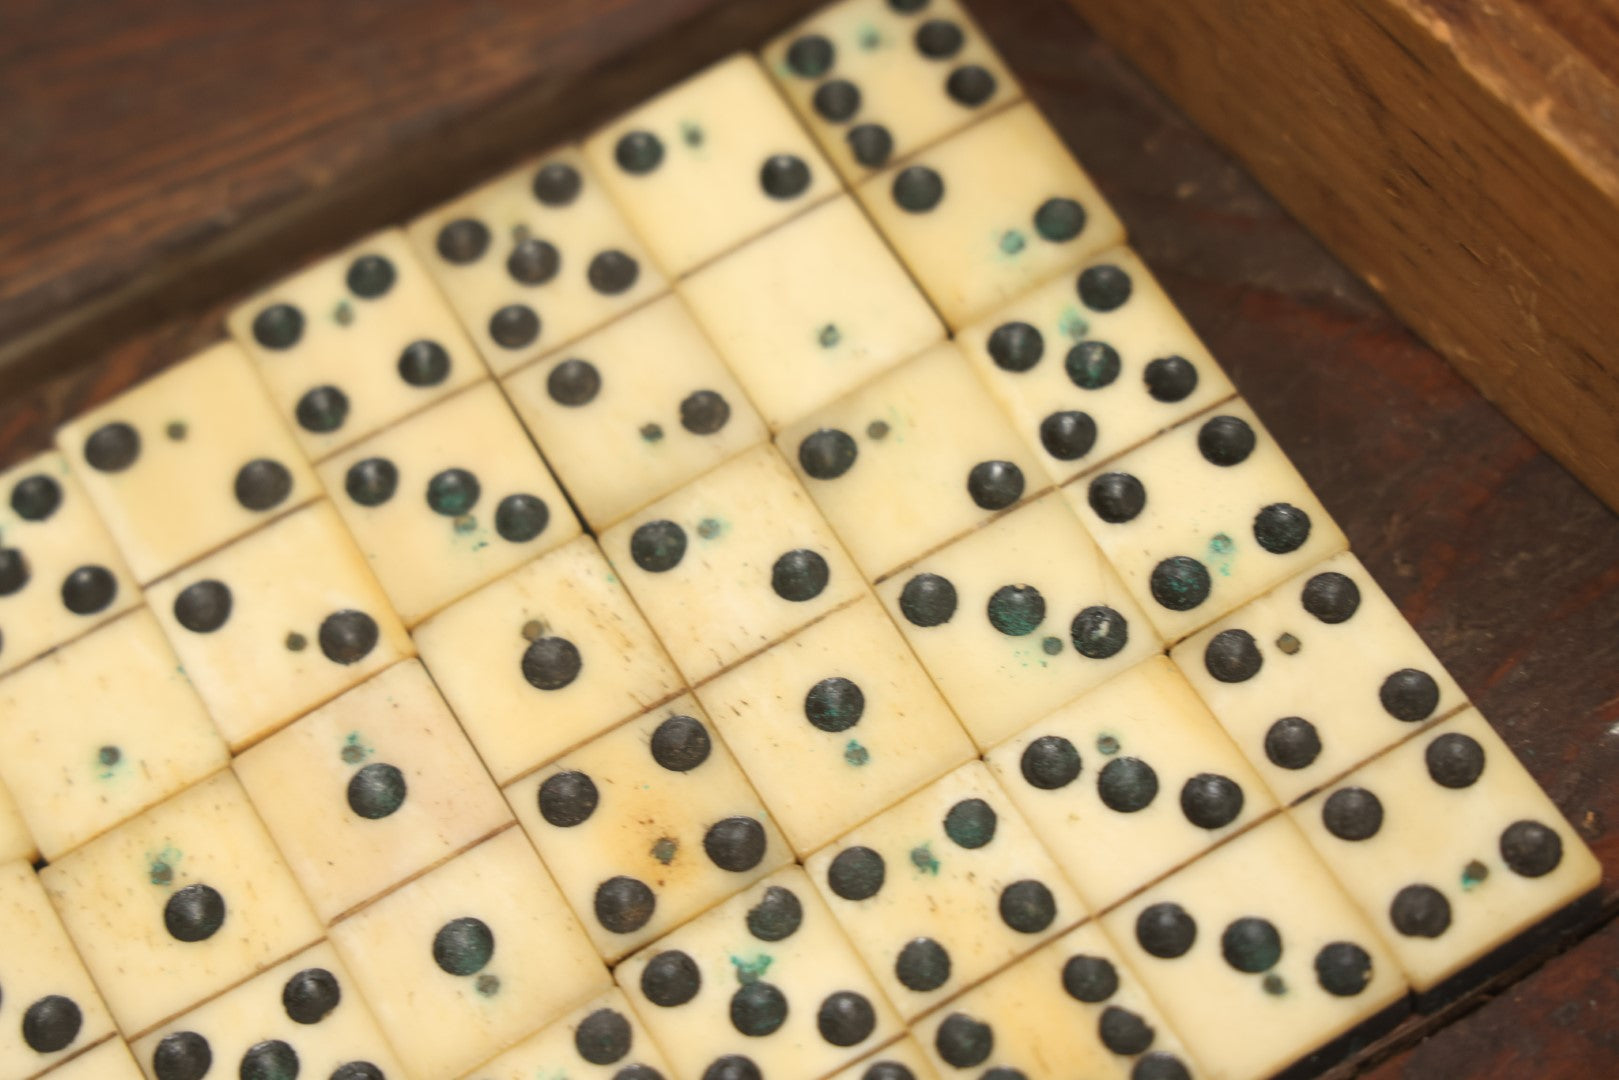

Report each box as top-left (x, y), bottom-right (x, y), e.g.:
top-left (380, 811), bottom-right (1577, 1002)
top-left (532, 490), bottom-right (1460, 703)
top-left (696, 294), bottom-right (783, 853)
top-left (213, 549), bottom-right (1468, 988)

top-left (0, 1), bottom-right (1598, 1079)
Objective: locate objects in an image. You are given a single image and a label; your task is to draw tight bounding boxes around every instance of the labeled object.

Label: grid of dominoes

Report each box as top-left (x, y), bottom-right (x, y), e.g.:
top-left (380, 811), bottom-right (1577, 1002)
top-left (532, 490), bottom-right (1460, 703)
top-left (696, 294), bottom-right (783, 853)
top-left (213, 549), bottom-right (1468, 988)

top-left (0, 2), bottom-right (1599, 1079)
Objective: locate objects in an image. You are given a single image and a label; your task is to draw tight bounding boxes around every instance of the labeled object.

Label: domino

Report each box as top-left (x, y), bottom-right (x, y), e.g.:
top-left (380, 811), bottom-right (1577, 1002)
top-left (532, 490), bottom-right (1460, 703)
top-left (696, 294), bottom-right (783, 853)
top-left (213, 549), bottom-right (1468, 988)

top-left (583, 54), bottom-right (839, 277)
top-left (413, 535), bottom-right (684, 784)
top-left (763, 0), bottom-right (1021, 182)
top-left (0, 450), bottom-right (138, 677)
top-left (469, 987), bottom-right (675, 1080)
top-left (232, 658), bottom-right (514, 923)
top-left (599, 444), bottom-right (865, 685)
top-left (828, 1037), bottom-right (939, 1080)
top-left (56, 342), bottom-right (318, 584)
top-left (145, 500), bottom-right (413, 751)
top-left (317, 380), bottom-right (581, 626)
top-left (129, 942), bottom-right (404, 1080)
top-left (0, 777), bottom-right (35, 866)
top-left (1065, 398), bottom-right (1348, 643)
top-left (506, 694), bottom-right (791, 961)
top-left (615, 865), bottom-right (902, 1078)
top-left (986, 655), bottom-right (1276, 913)
top-left (502, 292), bottom-right (768, 530)
top-left (855, 101), bottom-right (1127, 328)
top-left (328, 827), bottom-right (609, 1080)
top-left (956, 246), bottom-right (1237, 487)
top-left (913, 920), bottom-right (1198, 1080)
top-left (679, 195), bottom-right (945, 432)
top-left (405, 147), bottom-right (667, 376)
top-left (776, 343), bottom-right (1047, 582)
top-left (1172, 550), bottom-right (1468, 804)
top-left (35, 1037), bottom-right (144, 1080)
top-left (0, 609), bottom-right (227, 860)
top-left (805, 761), bottom-right (1084, 1020)
top-left (1101, 815), bottom-right (1409, 1080)
top-left (875, 491), bottom-right (1160, 749)
top-left (227, 228), bottom-right (488, 457)
top-left (1292, 708), bottom-right (1600, 1011)
top-left (695, 595), bottom-right (976, 856)
top-left (0, 859), bottom-right (115, 1077)
top-left (39, 770), bottom-right (322, 1037)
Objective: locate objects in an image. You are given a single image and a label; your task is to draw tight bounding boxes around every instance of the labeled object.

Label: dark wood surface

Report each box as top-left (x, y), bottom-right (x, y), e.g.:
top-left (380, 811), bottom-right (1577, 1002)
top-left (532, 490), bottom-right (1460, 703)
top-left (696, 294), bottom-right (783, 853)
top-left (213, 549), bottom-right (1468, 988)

top-left (1363, 914), bottom-right (1619, 1078)
top-left (4, 0), bottom-right (1618, 1074)
top-left (0, 0), bottom-right (824, 392)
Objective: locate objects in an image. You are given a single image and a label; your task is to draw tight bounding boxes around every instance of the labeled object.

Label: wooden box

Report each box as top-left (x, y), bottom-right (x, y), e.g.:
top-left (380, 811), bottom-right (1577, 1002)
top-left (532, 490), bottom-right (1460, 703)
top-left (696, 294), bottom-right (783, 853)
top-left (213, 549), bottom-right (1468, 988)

top-left (2, 1), bottom-right (1616, 1076)
top-left (1067, 0), bottom-right (1619, 512)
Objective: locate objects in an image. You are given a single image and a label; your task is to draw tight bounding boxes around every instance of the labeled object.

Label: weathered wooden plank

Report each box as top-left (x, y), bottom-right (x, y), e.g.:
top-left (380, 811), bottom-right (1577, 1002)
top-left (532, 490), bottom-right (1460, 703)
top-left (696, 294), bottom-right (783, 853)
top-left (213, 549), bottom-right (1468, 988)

top-left (1065, 0), bottom-right (1619, 511)
top-left (0, 0), bottom-right (822, 392)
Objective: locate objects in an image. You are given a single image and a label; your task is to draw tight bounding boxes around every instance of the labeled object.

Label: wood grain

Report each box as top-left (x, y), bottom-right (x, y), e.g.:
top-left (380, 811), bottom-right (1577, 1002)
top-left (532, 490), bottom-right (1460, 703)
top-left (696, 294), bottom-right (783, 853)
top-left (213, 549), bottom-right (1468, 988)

top-left (3, 0), bottom-right (1618, 1073)
top-left (1362, 911), bottom-right (1619, 1078)
top-left (0, 0), bottom-right (821, 393)
top-left (1063, 0), bottom-right (1619, 514)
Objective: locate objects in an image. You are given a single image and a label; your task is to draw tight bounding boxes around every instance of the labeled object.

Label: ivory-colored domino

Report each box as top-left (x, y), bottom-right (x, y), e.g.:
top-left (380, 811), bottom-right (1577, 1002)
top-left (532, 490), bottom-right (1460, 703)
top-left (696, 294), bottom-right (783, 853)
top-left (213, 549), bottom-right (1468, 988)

top-left (829, 1037), bottom-right (941, 1080)
top-left (329, 827), bottom-right (609, 1080)
top-left (227, 228), bottom-right (488, 458)
top-left (0, 450), bottom-right (139, 677)
top-left (37, 1037), bottom-right (143, 1080)
top-left (915, 921), bottom-right (1198, 1080)
top-left (680, 195), bottom-right (945, 431)
top-left (0, 609), bottom-right (227, 860)
top-left (763, 0), bottom-right (1022, 182)
top-left (130, 942), bottom-right (405, 1080)
top-left (776, 343), bottom-right (1047, 581)
top-left (1102, 815), bottom-right (1409, 1080)
top-left (583, 54), bottom-right (839, 277)
top-left (1172, 550), bottom-right (1468, 804)
top-left (503, 293), bottom-right (768, 530)
top-left (506, 695), bottom-right (791, 961)
top-left (615, 865), bottom-right (902, 1078)
top-left (987, 655), bottom-right (1276, 913)
top-left (146, 500), bottom-right (413, 751)
top-left (957, 246), bottom-right (1237, 486)
top-left (0, 778), bottom-right (34, 865)
top-left (0, 860), bottom-right (115, 1077)
top-left (56, 342), bottom-right (319, 584)
top-left (875, 491), bottom-right (1161, 750)
top-left (696, 595), bottom-right (976, 857)
top-left (1065, 399), bottom-right (1348, 643)
top-left (599, 445), bottom-right (866, 685)
top-left (467, 987), bottom-right (676, 1080)
top-left (233, 659), bottom-right (514, 923)
top-left (855, 102), bottom-right (1126, 328)
top-left (317, 381), bottom-right (581, 626)
top-left (414, 535), bottom-right (684, 784)
top-left (805, 761), bottom-right (1085, 1020)
top-left (1293, 708), bottom-right (1601, 1004)
top-left (40, 771), bottom-right (322, 1037)
top-left (406, 147), bottom-right (667, 376)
